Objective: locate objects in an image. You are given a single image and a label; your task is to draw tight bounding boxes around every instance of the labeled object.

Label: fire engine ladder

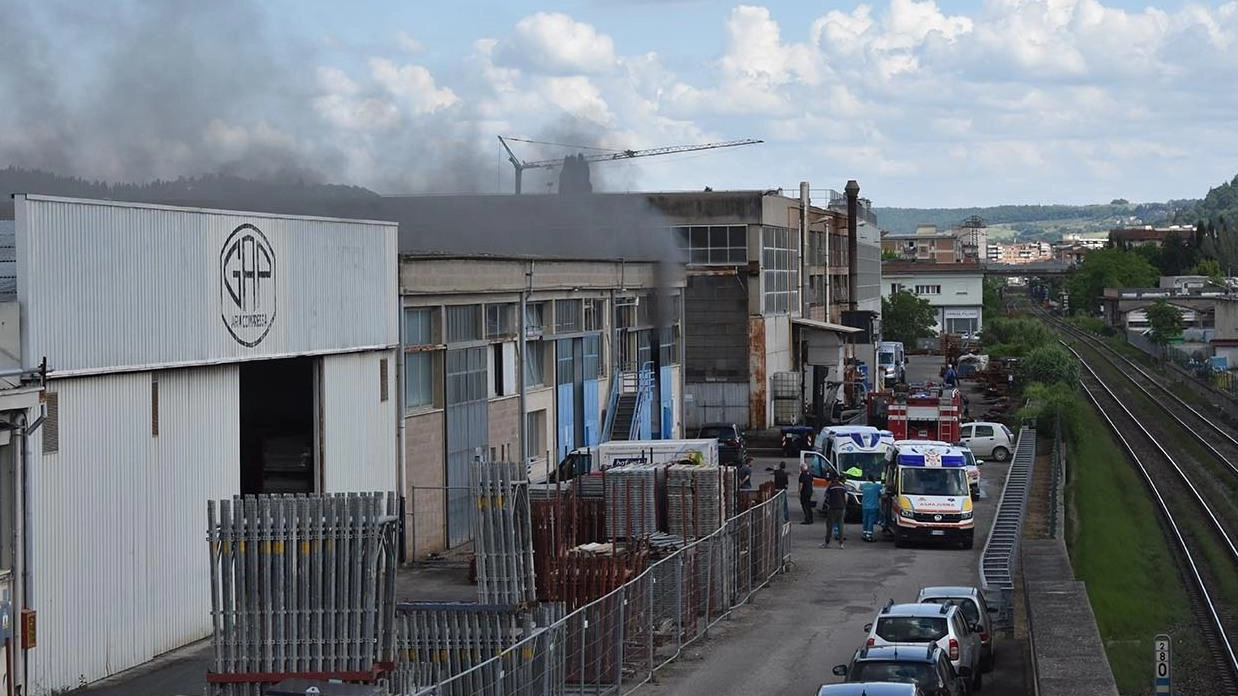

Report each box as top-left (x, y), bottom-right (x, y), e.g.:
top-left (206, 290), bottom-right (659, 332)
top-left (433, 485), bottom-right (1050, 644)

top-left (978, 425), bottom-right (1036, 629)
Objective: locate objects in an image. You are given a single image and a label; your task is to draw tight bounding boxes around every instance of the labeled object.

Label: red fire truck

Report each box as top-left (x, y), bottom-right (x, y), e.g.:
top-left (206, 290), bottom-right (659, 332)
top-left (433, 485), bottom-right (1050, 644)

top-left (866, 385), bottom-right (962, 442)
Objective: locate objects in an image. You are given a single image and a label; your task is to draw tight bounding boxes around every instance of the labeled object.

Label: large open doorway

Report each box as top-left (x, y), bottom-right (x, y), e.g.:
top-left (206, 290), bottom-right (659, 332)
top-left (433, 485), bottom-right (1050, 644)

top-left (240, 357), bottom-right (318, 495)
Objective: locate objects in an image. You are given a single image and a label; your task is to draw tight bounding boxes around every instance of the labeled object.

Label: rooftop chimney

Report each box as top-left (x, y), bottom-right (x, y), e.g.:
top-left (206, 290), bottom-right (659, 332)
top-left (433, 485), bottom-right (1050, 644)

top-left (845, 180), bottom-right (860, 311)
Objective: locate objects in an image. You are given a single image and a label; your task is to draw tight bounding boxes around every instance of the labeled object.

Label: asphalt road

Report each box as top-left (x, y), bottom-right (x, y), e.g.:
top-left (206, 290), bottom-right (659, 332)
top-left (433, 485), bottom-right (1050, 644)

top-left (632, 355), bottom-right (1030, 696)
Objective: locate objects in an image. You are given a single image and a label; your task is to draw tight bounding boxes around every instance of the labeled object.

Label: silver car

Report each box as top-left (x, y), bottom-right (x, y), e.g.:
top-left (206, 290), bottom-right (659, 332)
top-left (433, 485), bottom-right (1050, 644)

top-left (918, 586), bottom-right (998, 673)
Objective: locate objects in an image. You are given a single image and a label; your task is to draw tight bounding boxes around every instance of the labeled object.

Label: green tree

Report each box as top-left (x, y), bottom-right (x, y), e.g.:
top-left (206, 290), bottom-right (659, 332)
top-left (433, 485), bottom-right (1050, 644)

top-left (1145, 300), bottom-right (1184, 349)
top-left (882, 290), bottom-right (937, 345)
top-left (982, 277), bottom-right (1004, 318)
top-left (881, 249), bottom-right (902, 261)
top-left (1158, 230), bottom-right (1199, 276)
top-left (1192, 258), bottom-right (1222, 277)
top-left (1018, 345), bottom-right (1080, 386)
top-left (1016, 381), bottom-right (1084, 439)
top-left (981, 317), bottom-right (1056, 358)
top-left (1066, 247), bottom-right (1160, 316)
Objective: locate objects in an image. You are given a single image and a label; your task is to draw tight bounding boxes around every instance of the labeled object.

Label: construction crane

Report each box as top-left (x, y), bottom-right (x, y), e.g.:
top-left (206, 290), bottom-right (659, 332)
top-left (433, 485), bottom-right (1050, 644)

top-left (497, 136), bottom-right (764, 194)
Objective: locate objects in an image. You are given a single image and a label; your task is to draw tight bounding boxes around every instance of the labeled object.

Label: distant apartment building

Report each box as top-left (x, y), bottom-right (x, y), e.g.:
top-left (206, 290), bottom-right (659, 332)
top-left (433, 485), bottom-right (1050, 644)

top-left (986, 241), bottom-right (1053, 264)
top-left (1109, 225), bottom-right (1196, 248)
top-left (1061, 233), bottom-right (1108, 249)
top-left (881, 225), bottom-right (963, 263)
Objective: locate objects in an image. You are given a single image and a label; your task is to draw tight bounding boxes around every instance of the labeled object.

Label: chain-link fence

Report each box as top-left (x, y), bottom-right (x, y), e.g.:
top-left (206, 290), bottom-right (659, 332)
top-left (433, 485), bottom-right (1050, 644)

top-left (1125, 330), bottom-right (1238, 396)
top-left (400, 491), bottom-right (788, 696)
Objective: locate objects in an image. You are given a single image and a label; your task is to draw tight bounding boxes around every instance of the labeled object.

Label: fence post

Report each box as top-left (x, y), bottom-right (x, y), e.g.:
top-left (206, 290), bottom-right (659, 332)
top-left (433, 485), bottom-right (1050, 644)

top-left (675, 553), bottom-right (684, 651)
top-left (616, 587), bottom-right (626, 693)
top-left (647, 570), bottom-right (655, 684)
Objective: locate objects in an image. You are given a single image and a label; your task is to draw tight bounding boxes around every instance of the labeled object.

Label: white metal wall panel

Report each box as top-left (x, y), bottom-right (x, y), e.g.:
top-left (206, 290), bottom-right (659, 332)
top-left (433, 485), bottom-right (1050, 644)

top-left (148, 366), bottom-right (239, 654)
top-left (28, 367), bottom-right (239, 694)
top-left (683, 382), bottom-right (750, 430)
top-left (322, 351), bottom-right (397, 493)
top-left (29, 373), bottom-right (152, 694)
top-left (15, 195), bottom-right (398, 376)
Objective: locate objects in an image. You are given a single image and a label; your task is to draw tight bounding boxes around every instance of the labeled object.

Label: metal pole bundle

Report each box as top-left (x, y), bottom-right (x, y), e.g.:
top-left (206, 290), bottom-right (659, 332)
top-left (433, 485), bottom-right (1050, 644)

top-left (206, 492), bottom-right (398, 696)
top-left (470, 461), bottom-right (538, 606)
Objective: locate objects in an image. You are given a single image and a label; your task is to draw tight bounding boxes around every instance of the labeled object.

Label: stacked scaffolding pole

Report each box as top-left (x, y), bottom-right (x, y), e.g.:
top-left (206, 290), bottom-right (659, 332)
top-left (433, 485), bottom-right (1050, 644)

top-left (205, 492), bottom-right (399, 696)
top-left (470, 461), bottom-right (537, 606)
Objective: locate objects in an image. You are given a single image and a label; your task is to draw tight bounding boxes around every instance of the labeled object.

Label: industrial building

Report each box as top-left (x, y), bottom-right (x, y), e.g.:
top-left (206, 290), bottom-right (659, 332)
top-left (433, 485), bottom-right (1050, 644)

top-left (361, 194), bottom-right (685, 558)
top-left (882, 261), bottom-right (986, 337)
top-left (646, 183), bottom-right (880, 431)
top-left (4, 195), bottom-right (400, 695)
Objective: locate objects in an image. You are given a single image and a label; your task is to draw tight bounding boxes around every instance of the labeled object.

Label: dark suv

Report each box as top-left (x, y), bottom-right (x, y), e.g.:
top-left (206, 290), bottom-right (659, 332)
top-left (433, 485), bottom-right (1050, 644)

top-left (695, 423), bottom-right (747, 466)
top-left (832, 645), bottom-right (968, 696)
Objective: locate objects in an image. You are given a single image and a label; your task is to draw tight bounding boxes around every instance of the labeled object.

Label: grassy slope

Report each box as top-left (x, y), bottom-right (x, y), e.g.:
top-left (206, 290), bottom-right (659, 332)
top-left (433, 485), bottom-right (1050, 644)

top-left (1066, 405), bottom-right (1202, 695)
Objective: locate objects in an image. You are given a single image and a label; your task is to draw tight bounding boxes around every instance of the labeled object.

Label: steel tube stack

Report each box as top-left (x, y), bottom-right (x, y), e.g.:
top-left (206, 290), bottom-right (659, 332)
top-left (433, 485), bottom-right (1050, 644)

top-left (205, 492), bottom-right (399, 696)
top-left (470, 461), bottom-right (538, 606)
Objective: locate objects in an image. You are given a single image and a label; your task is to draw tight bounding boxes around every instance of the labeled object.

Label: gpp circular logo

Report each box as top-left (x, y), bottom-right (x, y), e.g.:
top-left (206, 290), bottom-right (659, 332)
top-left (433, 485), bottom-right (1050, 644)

top-left (219, 223), bottom-right (277, 347)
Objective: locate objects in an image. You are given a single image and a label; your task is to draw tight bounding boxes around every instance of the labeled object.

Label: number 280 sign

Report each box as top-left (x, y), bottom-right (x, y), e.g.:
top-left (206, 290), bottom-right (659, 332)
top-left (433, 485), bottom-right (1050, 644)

top-left (1154, 634), bottom-right (1171, 695)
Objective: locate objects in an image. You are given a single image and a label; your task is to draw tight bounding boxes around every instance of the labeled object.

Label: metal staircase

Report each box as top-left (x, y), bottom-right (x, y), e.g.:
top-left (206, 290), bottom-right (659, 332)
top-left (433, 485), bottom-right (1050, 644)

top-left (603, 362), bottom-right (655, 441)
top-left (979, 425), bottom-right (1036, 629)
top-left (609, 393), bottom-right (639, 441)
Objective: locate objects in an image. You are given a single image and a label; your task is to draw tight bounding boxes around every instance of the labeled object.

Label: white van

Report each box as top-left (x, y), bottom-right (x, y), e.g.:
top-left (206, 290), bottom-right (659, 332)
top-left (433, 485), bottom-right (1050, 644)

top-left (877, 341), bottom-right (906, 385)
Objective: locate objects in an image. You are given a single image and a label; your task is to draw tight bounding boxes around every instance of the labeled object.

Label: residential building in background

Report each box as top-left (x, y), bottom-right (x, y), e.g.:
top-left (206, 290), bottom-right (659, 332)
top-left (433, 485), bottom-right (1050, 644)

top-left (985, 241), bottom-right (1053, 264)
top-left (1109, 225), bottom-right (1197, 248)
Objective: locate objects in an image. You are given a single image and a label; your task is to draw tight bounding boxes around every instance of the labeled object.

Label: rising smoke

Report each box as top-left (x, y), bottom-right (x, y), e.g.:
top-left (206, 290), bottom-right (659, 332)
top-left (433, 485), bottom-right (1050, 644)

top-left (0, 0), bottom-right (645, 197)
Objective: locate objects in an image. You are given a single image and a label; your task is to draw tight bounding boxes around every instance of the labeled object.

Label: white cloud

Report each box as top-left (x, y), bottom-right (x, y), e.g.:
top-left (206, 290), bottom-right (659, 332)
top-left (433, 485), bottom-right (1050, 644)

top-left (500, 12), bottom-right (617, 74)
top-left (316, 66), bottom-right (360, 96)
top-left (369, 58), bottom-right (459, 114)
top-left (538, 76), bottom-right (615, 126)
top-left (395, 30), bottom-right (425, 54)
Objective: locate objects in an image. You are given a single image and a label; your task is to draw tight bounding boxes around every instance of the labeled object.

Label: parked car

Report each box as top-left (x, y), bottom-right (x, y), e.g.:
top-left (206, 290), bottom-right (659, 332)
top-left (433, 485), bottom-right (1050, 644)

top-left (695, 423), bottom-right (747, 465)
top-left (958, 422), bottom-right (1015, 462)
top-left (918, 586), bottom-right (998, 672)
top-left (863, 602), bottom-right (983, 691)
top-left (817, 682), bottom-right (924, 696)
top-left (833, 645), bottom-right (968, 696)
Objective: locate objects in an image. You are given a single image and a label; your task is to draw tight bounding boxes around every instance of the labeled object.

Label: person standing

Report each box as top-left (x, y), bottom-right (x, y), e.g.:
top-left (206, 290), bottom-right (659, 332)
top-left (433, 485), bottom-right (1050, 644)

top-left (738, 456), bottom-right (754, 489)
top-left (798, 462), bottom-right (815, 524)
top-left (821, 473), bottom-right (848, 548)
top-left (944, 363), bottom-right (958, 388)
top-left (772, 461), bottom-right (790, 522)
top-left (860, 474), bottom-right (883, 541)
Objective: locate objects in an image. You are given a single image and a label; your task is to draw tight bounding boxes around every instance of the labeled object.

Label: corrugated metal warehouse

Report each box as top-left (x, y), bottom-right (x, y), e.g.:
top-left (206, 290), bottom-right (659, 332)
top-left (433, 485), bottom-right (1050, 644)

top-left (11, 195), bottom-right (399, 694)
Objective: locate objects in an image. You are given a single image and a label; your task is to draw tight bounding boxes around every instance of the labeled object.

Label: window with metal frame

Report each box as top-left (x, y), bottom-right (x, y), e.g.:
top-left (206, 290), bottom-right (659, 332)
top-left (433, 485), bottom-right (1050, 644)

top-left (404, 352), bottom-right (435, 408)
top-left (446, 304), bottom-right (483, 343)
top-left (762, 226), bottom-right (800, 315)
top-left (526, 410), bottom-right (546, 460)
top-left (524, 340), bottom-right (546, 387)
top-left (673, 225), bottom-right (748, 265)
top-left (404, 307), bottom-right (436, 346)
top-left (554, 299), bottom-right (582, 334)
top-left (583, 298), bottom-right (604, 332)
top-left (485, 303), bottom-right (515, 339)
top-left (524, 302), bottom-right (546, 335)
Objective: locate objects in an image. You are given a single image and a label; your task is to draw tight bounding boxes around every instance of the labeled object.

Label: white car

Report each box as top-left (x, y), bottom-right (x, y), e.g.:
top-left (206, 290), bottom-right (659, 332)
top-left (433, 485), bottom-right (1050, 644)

top-left (959, 422), bottom-right (1015, 462)
top-left (863, 601), bottom-right (984, 692)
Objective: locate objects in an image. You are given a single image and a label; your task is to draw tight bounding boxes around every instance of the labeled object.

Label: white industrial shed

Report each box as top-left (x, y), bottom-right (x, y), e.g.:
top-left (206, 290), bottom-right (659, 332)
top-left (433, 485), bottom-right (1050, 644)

top-left (9, 195), bottom-right (400, 694)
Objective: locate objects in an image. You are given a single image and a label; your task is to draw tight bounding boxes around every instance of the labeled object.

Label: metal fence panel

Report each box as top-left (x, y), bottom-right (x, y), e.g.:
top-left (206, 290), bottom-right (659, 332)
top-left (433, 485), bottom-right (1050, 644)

top-left (396, 492), bottom-right (788, 696)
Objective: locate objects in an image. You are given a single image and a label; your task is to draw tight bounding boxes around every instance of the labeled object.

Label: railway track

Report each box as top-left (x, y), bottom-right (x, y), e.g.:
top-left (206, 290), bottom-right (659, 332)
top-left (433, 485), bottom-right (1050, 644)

top-left (1034, 312), bottom-right (1238, 691)
top-left (1049, 314), bottom-right (1238, 480)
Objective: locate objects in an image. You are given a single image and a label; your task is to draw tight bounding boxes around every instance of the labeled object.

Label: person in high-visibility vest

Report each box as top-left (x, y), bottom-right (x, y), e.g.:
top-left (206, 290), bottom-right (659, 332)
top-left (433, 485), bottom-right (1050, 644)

top-left (860, 474), bottom-right (883, 542)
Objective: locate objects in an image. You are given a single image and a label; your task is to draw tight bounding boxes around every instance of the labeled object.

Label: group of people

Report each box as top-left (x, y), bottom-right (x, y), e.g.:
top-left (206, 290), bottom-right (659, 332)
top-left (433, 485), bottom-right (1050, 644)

top-left (764, 460), bottom-right (889, 549)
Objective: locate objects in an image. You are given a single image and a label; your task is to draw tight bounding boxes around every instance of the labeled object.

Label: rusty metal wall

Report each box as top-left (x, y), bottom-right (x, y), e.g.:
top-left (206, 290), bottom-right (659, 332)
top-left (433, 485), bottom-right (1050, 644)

top-left (14, 194), bottom-right (398, 377)
top-left (748, 317), bottom-right (767, 428)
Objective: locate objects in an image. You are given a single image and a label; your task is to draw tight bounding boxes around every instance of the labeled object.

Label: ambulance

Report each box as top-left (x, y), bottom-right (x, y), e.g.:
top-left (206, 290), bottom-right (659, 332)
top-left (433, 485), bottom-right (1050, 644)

top-left (884, 443), bottom-right (975, 548)
top-left (893, 439), bottom-right (982, 501)
top-left (802, 425), bottom-right (892, 520)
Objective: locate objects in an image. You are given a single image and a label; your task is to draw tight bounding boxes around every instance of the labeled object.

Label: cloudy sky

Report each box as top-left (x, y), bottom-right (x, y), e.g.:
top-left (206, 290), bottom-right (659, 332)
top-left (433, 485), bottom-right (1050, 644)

top-left (2, 0), bottom-right (1237, 207)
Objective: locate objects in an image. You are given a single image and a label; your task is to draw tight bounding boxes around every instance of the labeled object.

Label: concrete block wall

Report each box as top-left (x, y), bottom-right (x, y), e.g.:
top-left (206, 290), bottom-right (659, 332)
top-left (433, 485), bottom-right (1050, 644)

top-left (405, 410), bottom-right (446, 558)
top-left (488, 396), bottom-right (520, 463)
